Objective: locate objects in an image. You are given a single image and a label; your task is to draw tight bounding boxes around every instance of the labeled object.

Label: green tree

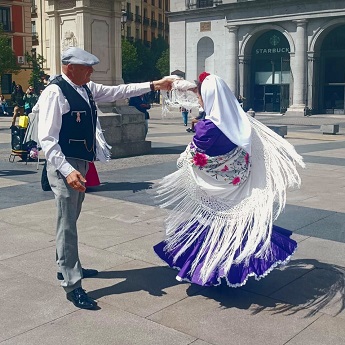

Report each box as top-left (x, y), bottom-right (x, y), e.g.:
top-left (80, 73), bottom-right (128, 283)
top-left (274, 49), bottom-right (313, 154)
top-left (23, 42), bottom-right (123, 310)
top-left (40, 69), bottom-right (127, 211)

top-left (0, 26), bottom-right (20, 82)
top-left (122, 39), bottom-right (141, 83)
top-left (151, 36), bottom-right (169, 62)
top-left (156, 48), bottom-right (169, 77)
top-left (133, 40), bottom-right (158, 81)
top-left (25, 51), bottom-right (46, 93)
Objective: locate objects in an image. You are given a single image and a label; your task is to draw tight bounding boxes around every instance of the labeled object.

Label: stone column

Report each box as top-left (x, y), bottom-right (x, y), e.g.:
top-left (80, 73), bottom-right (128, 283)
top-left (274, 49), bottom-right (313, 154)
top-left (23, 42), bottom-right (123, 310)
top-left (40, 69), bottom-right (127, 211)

top-left (307, 53), bottom-right (315, 111)
top-left (286, 19), bottom-right (307, 116)
top-left (46, 2), bottom-right (60, 75)
top-left (239, 55), bottom-right (248, 101)
top-left (225, 25), bottom-right (239, 95)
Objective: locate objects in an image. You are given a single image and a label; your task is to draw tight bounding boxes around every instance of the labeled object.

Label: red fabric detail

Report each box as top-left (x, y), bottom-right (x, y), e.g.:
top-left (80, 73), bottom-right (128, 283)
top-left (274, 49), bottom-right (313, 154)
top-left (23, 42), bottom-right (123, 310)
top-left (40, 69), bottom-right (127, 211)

top-left (198, 72), bottom-right (210, 83)
top-left (85, 162), bottom-right (100, 187)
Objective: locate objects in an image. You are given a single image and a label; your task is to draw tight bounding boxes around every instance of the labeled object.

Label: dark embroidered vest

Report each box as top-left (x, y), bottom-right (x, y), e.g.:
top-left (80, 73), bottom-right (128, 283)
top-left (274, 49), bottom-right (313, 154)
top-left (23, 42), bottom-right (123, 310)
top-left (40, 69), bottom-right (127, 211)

top-left (50, 76), bottom-right (97, 162)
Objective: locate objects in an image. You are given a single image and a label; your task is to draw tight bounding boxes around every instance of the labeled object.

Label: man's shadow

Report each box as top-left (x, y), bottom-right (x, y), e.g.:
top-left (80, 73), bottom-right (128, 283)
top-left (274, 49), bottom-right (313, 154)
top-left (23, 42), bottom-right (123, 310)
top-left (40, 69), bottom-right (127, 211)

top-left (87, 181), bottom-right (153, 193)
top-left (89, 265), bottom-right (202, 299)
top-left (88, 259), bottom-right (344, 317)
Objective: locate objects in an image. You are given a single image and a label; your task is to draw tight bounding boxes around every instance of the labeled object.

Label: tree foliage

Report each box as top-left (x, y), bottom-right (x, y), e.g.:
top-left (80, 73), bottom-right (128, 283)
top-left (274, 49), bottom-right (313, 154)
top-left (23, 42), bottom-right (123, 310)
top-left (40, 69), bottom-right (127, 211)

top-left (156, 49), bottom-right (169, 77)
top-left (25, 52), bottom-right (46, 92)
top-left (122, 39), bottom-right (141, 83)
top-left (122, 37), bottom-right (169, 83)
top-left (0, 26), bottom-right (20, 77)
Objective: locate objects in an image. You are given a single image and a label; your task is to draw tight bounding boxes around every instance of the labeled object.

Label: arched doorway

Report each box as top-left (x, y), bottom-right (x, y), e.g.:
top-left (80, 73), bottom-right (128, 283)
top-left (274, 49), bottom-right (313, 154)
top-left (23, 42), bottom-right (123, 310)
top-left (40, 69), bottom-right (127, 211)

top-left (251, 30), bottom-right (291, 112)
top-left (320, 25), bottom-right (345, 114)
top-left (197, 37), bottom-right (214, 76)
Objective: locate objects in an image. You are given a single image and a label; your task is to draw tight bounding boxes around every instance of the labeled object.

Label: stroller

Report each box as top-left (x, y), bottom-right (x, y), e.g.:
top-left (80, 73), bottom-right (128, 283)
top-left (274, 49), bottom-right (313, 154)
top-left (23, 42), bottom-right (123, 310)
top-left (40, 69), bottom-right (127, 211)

top-left (9, 113), bottom-right (40, 169)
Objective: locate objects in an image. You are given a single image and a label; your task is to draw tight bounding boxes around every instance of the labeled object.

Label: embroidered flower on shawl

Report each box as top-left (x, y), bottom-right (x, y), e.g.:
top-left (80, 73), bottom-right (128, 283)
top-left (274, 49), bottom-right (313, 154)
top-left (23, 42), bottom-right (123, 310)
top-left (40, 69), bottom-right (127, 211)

top-left (193, 152), bottom-right (208, 167)
top-left (232, 176), bottom-right (241, 185)
top-left (245, 153), bottom-right (250, 165)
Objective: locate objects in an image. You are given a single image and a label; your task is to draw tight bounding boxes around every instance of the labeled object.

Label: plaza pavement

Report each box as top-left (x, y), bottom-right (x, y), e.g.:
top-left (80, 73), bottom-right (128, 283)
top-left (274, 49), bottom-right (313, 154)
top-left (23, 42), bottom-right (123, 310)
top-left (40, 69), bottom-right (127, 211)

top-left (0, 106), bottom-right (344, 345)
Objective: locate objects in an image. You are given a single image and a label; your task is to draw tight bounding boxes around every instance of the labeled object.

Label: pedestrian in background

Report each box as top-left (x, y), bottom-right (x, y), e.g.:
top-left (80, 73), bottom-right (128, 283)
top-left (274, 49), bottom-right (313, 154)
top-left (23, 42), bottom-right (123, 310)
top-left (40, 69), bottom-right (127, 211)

top-left (0, 94), bottom-right (9, 115)
top-left (186, 106), bottom-right (206, 133)
top-left (181, 106), bottom-right (190, 126)
top-left (129, 93), bottom-right (151, 137)
top-left (23, 86), bottom-right (39, 115)
top-left (11, 84), bottom-right (25, 126)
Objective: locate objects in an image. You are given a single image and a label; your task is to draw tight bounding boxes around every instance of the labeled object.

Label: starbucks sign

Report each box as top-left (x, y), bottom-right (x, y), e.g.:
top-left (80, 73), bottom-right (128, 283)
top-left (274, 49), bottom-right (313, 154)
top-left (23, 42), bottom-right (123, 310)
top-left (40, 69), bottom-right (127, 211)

top-left (253, 31), bottom-right (290, 55)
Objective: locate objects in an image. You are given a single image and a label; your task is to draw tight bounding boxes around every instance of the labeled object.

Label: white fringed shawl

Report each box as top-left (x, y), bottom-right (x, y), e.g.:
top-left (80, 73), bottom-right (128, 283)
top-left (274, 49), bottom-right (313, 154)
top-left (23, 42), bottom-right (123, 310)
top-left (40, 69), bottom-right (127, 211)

top-left (95, 107), bottom-right (112, 162)
top-left (156, 115), bottom-right (305, 284)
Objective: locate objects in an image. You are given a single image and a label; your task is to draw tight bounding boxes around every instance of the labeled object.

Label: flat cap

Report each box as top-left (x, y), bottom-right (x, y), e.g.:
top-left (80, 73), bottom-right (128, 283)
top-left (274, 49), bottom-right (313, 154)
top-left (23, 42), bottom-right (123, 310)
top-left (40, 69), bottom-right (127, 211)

top-left (61, 47), bottom-right (100, 66)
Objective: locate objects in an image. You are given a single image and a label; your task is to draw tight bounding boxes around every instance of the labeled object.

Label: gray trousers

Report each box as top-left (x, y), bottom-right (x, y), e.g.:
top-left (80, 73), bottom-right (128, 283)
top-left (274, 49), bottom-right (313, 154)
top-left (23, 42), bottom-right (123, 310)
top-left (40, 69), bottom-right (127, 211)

top-left (47, 158), bottom-right (89, 293)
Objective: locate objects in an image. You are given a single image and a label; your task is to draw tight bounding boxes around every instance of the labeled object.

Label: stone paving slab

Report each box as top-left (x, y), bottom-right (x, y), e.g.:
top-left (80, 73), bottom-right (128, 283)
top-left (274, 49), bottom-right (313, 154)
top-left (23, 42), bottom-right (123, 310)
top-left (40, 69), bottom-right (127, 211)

top-left (0, 302), bottom-right (197, 345)
top-left (106, 231), bottom-right (168, 266)
top-left (148, 286), bottom-right (321, 345)
top-left (0, 274), bottom-right (75, 342)
top-left (285, 314), bottom-right (345, 345)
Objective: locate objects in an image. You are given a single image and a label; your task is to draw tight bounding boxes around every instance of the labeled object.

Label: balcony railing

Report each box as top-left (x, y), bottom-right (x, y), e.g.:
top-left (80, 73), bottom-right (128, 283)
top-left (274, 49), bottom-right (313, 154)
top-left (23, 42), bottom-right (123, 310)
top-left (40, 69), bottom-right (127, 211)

top-left (187, 0), bottom-right (222, 9)
top-left (143, 17), bottom-right (149, 26)
top-left (151, 19), bottom-right (157, 28)
top-left (135, 14), bottom-right (142, 23)
top-left (158, 21), bottom-right (164, 29)
top-left (32, 32), bottom-right (39, 45)
top-left (31, 5), bottom-right (37, 15)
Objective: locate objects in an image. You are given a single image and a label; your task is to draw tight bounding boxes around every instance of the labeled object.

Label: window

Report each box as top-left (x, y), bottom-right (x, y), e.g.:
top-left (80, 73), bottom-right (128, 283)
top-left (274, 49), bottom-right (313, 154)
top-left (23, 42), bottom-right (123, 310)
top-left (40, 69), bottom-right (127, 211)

top-left (1, 74), bottom-right (12, 94)
top-left (151, 0), bottom-right (155, 5)
top-left (135, 6), bottom-right (139, 15)
top-left (127, 26), bottom-right (131, 38)
top-left (159, 0), bottom-right (162, 8)
top-left (0, 7), bottom-right (10, 31)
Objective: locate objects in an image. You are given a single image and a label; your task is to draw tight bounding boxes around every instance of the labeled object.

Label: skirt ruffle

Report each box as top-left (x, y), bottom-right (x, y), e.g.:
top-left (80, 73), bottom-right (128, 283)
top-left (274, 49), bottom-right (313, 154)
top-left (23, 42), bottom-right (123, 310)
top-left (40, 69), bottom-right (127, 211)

top-left (153, 224), bottom-right (297, 287)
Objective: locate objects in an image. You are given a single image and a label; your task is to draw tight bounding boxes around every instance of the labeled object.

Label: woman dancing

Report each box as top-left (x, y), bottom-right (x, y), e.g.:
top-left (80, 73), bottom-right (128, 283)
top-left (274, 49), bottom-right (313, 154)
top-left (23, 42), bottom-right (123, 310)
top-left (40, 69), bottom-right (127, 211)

top-left (154, 73), bottom-right (304, 287)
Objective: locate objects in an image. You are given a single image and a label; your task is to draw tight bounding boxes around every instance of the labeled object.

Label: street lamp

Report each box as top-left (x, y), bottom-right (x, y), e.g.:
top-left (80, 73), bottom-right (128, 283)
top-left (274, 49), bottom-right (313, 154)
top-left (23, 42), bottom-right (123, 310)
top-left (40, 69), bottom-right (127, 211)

top-left (121, 10), bottom-right (127, 35)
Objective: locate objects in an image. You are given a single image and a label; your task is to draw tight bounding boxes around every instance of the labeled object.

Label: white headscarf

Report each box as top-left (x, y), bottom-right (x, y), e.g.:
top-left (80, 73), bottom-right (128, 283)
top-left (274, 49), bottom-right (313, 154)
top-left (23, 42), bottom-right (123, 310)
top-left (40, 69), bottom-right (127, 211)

top-left (201, 75), bottom-right (252, 154)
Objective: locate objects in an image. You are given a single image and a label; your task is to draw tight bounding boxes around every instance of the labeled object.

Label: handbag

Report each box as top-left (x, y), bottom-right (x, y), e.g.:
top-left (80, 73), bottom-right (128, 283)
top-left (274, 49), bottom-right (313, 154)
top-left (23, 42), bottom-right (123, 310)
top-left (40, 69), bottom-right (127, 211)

top-left (41, 161), bottom-right (52, 191)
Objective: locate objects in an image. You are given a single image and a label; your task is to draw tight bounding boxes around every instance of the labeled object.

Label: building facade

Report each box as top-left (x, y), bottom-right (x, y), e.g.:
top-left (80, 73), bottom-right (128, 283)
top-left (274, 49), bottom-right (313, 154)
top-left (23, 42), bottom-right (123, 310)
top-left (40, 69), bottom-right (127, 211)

top-left (30, 0), bottom-right (125, 85)
top-left (121, 0), bottom-right (170, 44)
top-left (0, 0), bottom-right (32, 95)
top-left (169, 0), bottom-right (345, 115)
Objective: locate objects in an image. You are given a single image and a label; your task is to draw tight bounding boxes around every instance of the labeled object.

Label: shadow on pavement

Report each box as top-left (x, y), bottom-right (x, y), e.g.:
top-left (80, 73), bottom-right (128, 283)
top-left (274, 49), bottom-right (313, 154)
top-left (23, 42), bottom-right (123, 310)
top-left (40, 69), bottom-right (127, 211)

top-left (86, 181), bottom-right (154, 193)
top-left (150, 146), bottom-right (186, 155)
top-left (0, 169), bottom-right (37, 176)
top-left (186, 259), bottom-right (344, 317)
top-left (89, 266), bottom-right (189, 298)
top-left (88, 259), bottom-right (344, 317)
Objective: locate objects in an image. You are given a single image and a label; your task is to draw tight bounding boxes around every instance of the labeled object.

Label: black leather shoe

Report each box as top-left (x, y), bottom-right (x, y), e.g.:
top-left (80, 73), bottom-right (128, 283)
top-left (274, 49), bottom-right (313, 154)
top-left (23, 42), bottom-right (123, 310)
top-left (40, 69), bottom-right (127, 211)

top-left (57, 268), bottom-right (99, 281)
top-left (66, 287), bottom-right (97, 310)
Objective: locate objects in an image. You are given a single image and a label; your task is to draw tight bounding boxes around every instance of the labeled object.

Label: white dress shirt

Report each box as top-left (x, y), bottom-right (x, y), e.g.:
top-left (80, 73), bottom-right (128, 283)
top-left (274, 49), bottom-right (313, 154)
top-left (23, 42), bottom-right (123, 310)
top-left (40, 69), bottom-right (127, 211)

top-left (37, 73), bottom-right (151, 177)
